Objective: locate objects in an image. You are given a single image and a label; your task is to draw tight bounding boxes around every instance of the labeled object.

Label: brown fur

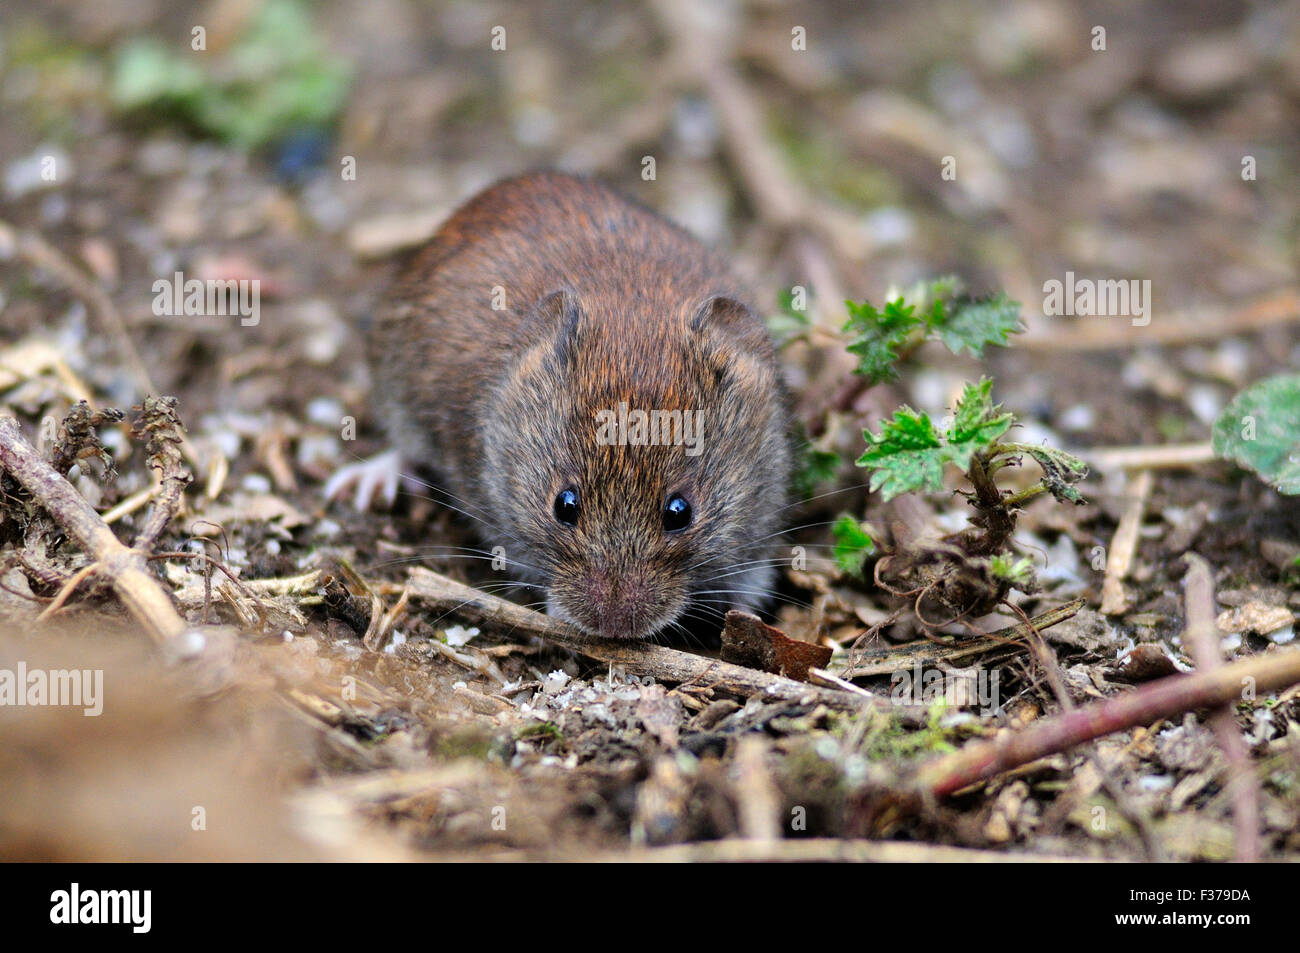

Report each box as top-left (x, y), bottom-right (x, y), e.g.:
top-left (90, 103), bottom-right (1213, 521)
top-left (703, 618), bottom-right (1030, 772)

top-left (369, 172), bottom-right (791, 639)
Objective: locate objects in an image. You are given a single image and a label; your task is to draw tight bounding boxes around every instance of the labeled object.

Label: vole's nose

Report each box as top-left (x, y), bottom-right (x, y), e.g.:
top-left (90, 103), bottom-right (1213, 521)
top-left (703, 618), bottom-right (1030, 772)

top-left (593, 605), bottom-right (635, 639)
top-left (582, 567), bottom-right (655, 639)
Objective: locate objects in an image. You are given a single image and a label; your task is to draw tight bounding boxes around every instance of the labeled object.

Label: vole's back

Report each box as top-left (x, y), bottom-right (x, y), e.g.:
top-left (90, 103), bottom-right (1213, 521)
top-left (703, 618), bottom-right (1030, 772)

top-left (369, 172), bottom-right (765, 497)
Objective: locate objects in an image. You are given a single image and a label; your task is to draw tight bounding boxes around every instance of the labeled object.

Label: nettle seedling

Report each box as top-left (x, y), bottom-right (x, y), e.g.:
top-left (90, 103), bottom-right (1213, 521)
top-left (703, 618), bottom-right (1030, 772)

top-left (808, 278), bottom-right (1088, 625)
top-left (842, 276), bottom-right (1022, 386)
top-left (848, 378), bottom-right (1087, 621)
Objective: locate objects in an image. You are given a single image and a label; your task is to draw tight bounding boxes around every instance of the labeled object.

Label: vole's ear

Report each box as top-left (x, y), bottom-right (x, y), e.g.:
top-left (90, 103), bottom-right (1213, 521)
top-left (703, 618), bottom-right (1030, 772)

top-left (688, 294), bottom-right (774, 360)
top-left (688, 294), bottom-right (752, 334)
top-left (526, 287), bottom-right (584, 367)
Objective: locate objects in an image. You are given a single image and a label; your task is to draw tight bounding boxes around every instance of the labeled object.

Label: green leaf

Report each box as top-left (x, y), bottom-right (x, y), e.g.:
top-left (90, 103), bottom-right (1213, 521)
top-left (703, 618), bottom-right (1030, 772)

top-left (832, 515), bottom-right (875, 577)
top-left (768, 287), bottom-right (812, 346)
top-left (840, 281), bottom-right (1023, 386)
top-left (111, 40), bottom-right (207, 109)
top-left (1003, 443), bottom-right (1090, 504)
top-left (856, 407), bottom-right (945, 500)
top-left (943, 378), bottom-right (1013, 470)
top-left (794, 446), bottom-right (840, 500)
top-left (990, 553), bottom-right (1035, 587)
top-left (844, 297), bottom-right (922, 385)
top-left (109, 0), bottom-right (350, 149)
top-left (917, 275), bottom-right (963, 327)
top-left (1212, 374), bottom-right (1300, 495)
top-left (776, 286), bottom-right (808, 316)
top-left (935, 293), bottom-right (1024, 357)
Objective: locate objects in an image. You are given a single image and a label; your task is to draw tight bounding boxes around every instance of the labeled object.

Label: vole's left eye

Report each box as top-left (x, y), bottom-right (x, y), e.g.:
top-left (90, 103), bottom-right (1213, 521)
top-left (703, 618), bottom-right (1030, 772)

top-left (554, 486), bottom-right (580, 526)
top-left (663, 493), bottom-right (692, 532)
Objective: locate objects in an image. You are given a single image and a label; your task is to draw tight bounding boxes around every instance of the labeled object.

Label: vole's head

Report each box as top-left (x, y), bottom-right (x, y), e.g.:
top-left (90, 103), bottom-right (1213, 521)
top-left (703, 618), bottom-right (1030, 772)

top-left (482, 288), bottom-right (791, 640)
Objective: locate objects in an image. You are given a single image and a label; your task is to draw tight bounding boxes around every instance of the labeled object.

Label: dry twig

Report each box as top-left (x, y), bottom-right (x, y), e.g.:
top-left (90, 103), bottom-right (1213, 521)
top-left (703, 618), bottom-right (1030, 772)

top-left (1019, 288), bottom-right (1300, 352)
top-left (399, 567), bottom-right (886, 712)
top-left (1182, 554), bottom-right (1260, 863)
top-left (1099, 469), bottom-right (1153, 616)
top-left (1084, 442), bottom-right (1217, 472)
top-left (0, 415), bottom-right (187, 644)
top-left (913, 646), bottom-right (1300, 797)
top-left (395, 567), bottom-right (1082, 715)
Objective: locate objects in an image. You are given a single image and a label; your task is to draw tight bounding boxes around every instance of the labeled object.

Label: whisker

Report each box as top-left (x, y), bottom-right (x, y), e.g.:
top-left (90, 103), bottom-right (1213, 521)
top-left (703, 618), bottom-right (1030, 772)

top-left (368, 548), bottom-right (548, 577)
top-left (691, 590), bottom-right (812, 611)
top-left (339, 449), bottom-right (529, 546)
top-left (778, 482), bottom-right (871, 513)
top-left (682, 519), bottom-right (842, 575)
top-left (698, 556), bottom-right (791, 573)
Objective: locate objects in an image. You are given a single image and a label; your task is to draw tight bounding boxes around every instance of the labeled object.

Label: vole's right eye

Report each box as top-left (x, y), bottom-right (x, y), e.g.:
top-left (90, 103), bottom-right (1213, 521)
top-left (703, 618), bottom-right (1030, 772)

top-left (553, 487), bottom-right (580, 526)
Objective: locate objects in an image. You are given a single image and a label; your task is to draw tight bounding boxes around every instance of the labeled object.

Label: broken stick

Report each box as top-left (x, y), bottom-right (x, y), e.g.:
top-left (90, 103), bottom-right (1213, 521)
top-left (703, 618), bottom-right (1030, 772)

top-left (398, 567), bottom-right (1082, 713)
top-left (399, 566), bottom-right (885, 711)
top-left (0, 414), bottom-right (187, 645)
top-left (913, 646), bottom-right (1300, 797)
top-left (1182, 554), bottom-right (1260, 863)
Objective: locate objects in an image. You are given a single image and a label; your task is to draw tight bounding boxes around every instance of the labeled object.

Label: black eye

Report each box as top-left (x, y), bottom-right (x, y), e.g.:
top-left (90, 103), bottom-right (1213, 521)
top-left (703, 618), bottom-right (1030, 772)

top-left (554, 487), bottom-right (580, 526)
top-left (663, 493), bottom-right (692, 532)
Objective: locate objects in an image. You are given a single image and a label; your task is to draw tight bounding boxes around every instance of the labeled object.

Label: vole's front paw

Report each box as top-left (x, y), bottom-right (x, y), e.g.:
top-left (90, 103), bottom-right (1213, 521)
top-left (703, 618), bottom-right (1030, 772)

top-left (323, 449), bottom-right (408, 511)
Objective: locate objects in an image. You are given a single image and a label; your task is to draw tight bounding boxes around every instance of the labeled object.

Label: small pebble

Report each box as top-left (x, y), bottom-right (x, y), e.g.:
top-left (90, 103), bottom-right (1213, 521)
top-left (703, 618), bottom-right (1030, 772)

top-left (1058, 403), bottom-right (1095, 432)
top-left (4, 146), bottom-right (71, 198)
top-left (1185, 384), bottom-right (1222, 425)
top-left (445, 625), bottom-right (479, 647)
top-left (241, 473), bottom-right (273, 494)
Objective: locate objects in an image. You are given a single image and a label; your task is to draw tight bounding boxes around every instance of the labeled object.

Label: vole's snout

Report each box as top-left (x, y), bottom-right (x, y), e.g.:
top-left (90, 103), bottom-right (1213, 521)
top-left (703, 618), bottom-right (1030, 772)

top-left (562, 565), bottom-right (675, 640)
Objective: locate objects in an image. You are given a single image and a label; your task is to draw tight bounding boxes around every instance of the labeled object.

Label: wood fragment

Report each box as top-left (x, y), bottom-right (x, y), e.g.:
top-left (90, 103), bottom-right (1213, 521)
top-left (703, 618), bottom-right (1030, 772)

top-left (1100, 469), bottom-right (1153, 615)
top-left (1084, 442), bottom-right (1216, 472)
top-left (914, 646), bottom-right (1300, 797)
top-left (427, 637), bottom-right (508, 686)
top-left (364, 584), bottom-right (410, 654)
top-left (0, 414), bottom-right (187, 645)
top-left (807, 667), bottom-right (879, 698)
top-left (399, 567), bottom-right (886, 711)
top-left (1182, 554), bottom-right (1260, 863)
top-left (452, 683), bottom-right (513, 715)
top-left (286, 688), bottom-right (346, 726)
top-left (100, 487), bottom-right (157, 525)
top-left (34, 563), bottom-right (99, 623)
top-left (1019, 288), bottom-right (1300, 352)
top-left (733, 736), bottom-right (781, 841)
top-left (838, 599), bottom-right (1085, 677)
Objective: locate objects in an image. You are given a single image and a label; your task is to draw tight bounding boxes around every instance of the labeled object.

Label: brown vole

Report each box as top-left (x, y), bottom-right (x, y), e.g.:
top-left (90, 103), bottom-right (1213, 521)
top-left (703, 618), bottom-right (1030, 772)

top-left (329, 172), bottom-right (791, 640)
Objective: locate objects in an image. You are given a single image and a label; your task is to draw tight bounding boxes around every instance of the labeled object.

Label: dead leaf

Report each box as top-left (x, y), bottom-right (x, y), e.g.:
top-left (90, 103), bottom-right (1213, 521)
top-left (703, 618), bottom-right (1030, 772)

top-left (720, 611), bottom-right (832, 682)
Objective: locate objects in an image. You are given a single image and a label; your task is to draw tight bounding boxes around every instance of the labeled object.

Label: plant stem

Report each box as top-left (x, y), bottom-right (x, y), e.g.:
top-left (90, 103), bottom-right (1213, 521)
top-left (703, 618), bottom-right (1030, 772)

top-left (963, 449), bottom-right (1017, 555)
top-left (913, 647), bottom-right (1300, 797)
top-left (1002, 483), bottom-right (1050, 509)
